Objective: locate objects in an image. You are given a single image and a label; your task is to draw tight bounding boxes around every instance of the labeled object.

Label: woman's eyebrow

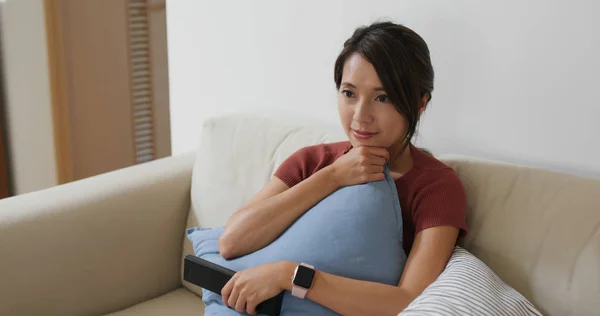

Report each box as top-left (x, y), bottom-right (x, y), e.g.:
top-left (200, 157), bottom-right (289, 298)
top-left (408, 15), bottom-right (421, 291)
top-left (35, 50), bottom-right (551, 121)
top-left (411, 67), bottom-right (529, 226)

top-left (341, 82), bottom-right (386, 91)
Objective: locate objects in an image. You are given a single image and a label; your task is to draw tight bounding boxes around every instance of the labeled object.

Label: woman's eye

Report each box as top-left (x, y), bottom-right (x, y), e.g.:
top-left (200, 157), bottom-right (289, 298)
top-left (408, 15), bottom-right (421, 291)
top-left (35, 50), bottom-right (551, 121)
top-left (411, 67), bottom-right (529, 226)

top-left (342, 90), bottom-right (355, 98)
top-left (376, 95), bottom-right (389, 103)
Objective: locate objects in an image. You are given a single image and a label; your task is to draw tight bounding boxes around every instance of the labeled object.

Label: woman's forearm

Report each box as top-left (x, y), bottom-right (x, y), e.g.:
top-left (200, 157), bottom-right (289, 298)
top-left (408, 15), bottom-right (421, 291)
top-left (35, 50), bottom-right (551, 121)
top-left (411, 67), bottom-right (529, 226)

top-left (280, 262), bottom-right (415, 316)
top-left (220, 167), bottom-right (339, 259)
top-left (309, 271), bottom-right (414, 316)
top-left (276, 228), bottom-right (458, 315)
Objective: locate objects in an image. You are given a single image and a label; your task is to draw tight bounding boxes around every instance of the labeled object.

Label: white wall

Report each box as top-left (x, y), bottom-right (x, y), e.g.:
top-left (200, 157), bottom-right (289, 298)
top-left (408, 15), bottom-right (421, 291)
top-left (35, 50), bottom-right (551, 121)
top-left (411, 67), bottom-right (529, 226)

top-left (167, 0), bottom-right (600, 177)
top-left (1, 0), bottom-right (58, 194)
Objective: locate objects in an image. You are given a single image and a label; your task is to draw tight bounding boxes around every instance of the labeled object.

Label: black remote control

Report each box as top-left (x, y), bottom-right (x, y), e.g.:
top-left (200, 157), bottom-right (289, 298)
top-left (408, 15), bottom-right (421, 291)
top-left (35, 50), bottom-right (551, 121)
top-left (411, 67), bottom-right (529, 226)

top-left (183, 255), bottom-right (284, 316)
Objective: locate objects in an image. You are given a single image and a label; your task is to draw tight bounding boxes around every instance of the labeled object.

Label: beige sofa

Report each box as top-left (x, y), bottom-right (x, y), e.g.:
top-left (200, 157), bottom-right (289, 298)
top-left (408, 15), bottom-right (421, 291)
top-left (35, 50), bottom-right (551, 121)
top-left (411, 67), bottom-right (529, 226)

top-left (1, 116), bottom-right (598, 316)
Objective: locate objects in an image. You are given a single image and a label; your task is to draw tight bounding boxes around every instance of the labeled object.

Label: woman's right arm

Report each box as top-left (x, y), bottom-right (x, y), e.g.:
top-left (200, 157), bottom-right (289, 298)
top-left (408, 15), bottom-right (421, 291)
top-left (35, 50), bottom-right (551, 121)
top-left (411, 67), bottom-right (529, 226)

top-left (218, 146), bottom-right (389, 259)
top-left (218, 166), bottom-right (339, 259)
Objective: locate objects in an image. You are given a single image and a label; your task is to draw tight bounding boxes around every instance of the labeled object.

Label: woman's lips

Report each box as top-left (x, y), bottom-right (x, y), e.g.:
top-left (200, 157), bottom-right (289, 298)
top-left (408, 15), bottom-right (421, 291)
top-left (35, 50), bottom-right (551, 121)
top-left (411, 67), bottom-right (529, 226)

top-left (352, 129), bottom-right (378, 140)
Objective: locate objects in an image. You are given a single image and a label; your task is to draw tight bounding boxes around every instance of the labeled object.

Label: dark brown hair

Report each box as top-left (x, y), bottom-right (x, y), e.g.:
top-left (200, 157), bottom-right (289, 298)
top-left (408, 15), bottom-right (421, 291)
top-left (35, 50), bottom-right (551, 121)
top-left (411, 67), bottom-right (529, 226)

top-left (334, 21), bottom-right (434, 147)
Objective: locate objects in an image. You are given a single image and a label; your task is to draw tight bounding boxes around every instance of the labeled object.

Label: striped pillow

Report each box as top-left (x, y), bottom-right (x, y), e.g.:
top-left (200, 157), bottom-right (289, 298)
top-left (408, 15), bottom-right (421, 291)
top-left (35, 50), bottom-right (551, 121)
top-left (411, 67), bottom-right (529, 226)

top-left (399, 247), bottom-right (543, 316)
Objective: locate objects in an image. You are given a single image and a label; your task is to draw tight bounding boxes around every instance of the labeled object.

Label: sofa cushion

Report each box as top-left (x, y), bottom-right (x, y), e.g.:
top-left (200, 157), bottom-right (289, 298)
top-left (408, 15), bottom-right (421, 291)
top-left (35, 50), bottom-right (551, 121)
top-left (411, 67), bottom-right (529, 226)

top-left (188, 165), bottom-right (407, 315)
top-left (399, 247), bottom-right (542, 316)
top-left (105, 288), bottom-right (204, 316)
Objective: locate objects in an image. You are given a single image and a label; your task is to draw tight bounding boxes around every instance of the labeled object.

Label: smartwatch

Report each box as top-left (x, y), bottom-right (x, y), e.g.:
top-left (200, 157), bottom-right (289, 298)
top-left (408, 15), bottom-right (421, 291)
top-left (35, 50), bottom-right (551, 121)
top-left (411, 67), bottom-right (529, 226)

top-left (291, 263), bottom-right (315, 299)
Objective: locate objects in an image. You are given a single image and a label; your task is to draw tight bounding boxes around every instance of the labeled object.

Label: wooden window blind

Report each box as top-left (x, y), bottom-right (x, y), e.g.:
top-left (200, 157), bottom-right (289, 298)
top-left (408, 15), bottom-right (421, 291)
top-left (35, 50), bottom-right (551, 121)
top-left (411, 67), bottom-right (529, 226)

top-left (128, 0), bottom-right (155, 163)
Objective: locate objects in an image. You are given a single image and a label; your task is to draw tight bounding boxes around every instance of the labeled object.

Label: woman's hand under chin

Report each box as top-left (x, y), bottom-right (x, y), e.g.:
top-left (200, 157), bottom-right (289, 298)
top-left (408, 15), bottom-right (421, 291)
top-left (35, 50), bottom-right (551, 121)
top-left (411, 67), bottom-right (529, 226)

top-left (327, 146), bottom-right (390, 188)
top-left (222, 261), bottom-right (296, 315)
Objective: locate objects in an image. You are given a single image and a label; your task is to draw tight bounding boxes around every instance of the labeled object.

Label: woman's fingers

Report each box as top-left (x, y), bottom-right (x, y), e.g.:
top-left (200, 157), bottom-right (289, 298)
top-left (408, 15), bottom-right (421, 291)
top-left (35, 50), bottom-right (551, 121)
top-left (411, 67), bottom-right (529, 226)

top-left (221, 277), bottom-right (234, 307)
top-left (366, 147), bottom-right (390, 161)
top-left (227, 287), bottom-right (239, 310)
top-left (246, 293), bottom-right (259, 315)
top-left (366, 164), bottom-right (385, 174)
top-left (367, 154), bottom-right (387, 166)
top-left (234, 289), bottom-right (247, 313)
top-left (225, 276), bottom-right (240, 309)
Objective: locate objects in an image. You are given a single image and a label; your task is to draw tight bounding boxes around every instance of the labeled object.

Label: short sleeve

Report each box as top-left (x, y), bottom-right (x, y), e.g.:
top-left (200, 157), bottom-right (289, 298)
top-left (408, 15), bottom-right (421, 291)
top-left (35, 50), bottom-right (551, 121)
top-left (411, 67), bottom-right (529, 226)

top-left (412, 169), bottom-right (468, 236)
top-left (273, 145), bottom-right (328, 188)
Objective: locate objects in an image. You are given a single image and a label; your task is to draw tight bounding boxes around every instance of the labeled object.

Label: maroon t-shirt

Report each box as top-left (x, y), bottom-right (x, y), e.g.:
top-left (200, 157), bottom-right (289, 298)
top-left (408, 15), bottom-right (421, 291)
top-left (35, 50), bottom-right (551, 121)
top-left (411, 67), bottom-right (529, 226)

top-left (274, 141), bottom-right (468, 254)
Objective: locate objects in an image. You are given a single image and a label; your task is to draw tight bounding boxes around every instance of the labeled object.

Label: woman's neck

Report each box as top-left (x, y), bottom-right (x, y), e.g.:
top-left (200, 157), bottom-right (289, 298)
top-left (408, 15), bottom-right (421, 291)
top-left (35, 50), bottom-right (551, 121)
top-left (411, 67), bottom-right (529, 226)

top-left (388, 142), bottom-right (414, 177)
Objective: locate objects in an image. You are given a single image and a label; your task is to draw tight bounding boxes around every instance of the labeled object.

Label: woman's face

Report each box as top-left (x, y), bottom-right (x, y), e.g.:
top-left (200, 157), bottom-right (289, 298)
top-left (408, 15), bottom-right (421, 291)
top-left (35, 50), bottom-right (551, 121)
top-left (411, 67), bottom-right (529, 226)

top-left (337, 54), bottom-right (408, 150)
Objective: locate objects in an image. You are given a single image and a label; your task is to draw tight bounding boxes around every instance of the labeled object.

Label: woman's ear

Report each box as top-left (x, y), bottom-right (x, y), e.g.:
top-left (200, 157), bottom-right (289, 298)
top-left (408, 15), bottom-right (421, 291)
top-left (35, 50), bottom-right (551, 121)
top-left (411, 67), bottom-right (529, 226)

top-left (418, 94), bottom-right (430, 116)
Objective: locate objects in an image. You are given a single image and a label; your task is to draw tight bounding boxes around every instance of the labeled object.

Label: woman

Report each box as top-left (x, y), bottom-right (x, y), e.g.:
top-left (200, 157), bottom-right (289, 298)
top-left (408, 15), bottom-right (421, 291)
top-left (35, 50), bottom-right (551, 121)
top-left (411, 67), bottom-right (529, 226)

top-left (218, 21), bottom-right (467, 315)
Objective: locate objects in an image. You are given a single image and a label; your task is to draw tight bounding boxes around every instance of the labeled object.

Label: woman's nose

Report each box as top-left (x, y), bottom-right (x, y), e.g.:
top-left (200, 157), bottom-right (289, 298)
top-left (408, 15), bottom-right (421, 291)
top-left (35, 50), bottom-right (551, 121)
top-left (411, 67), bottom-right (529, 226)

top-left (352, 100), bottom-right (374, 123)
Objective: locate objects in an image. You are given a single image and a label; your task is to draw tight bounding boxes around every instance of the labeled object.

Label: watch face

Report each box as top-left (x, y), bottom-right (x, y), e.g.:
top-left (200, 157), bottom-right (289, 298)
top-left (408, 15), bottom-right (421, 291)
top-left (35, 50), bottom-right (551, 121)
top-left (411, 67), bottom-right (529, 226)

top-left (293, 265), bottom-right (315, 289)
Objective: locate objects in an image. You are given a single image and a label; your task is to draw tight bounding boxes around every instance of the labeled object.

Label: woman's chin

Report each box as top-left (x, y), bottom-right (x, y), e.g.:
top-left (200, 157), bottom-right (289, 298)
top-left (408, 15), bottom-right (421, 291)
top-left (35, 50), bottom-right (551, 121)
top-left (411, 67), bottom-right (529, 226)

top-left (349, 136), bottom-right (385, 148)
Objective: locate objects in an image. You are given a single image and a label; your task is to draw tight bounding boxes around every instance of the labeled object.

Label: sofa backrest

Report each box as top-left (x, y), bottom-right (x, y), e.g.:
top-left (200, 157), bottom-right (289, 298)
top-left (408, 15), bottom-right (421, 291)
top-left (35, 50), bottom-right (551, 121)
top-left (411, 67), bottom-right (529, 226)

top-left (441, 156), bottom-right (600, 316)
top-left (187, 115), bottom-right (346, 228)
top-left (183, 116), bottom-right (600, 315)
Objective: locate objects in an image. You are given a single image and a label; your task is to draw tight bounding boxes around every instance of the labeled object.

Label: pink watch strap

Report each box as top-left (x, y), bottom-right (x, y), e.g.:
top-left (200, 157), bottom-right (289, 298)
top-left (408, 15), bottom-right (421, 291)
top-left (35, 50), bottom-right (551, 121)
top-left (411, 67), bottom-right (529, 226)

top-left (291, 263), bottom-right (314, 299)
top-left (291, 285), bottom-right (309, 299)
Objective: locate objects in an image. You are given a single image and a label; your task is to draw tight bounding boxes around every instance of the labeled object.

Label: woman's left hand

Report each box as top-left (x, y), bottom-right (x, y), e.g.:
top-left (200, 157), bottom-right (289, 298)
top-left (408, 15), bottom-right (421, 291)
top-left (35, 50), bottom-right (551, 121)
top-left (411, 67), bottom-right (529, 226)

top-left (222, 261), bottom-right (295, 315)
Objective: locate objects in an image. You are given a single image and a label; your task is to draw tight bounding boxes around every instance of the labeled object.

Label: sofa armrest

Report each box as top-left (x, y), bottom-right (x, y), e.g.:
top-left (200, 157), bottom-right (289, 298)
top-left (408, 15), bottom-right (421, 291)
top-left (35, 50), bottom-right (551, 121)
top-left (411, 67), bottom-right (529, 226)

top-left (0, 153), bottom-right (195, 316)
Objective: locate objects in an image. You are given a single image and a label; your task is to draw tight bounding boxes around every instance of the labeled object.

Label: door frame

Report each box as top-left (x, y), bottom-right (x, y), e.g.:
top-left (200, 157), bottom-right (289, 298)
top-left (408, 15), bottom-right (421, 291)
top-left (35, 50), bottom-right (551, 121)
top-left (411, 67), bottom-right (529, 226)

top-left (0, 99), bottom-right (10, 198)
top-left (44, 0), bottom-right (74, 184)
